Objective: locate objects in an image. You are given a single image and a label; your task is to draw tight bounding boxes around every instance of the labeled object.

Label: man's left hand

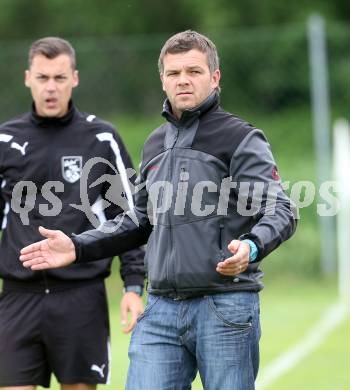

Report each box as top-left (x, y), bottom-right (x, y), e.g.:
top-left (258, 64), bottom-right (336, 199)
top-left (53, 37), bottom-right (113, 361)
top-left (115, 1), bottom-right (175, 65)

top-left (216, 240), bottom-right (250, 276)
top-left (120, 292), bottom-right (144, 334)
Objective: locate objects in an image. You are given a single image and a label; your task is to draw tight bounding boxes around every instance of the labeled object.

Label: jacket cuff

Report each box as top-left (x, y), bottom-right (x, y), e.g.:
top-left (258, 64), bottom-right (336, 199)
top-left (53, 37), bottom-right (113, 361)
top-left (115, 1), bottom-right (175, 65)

top-left (123, 285), bottom-right (143, 296)
top-left (123, 274), bottom-right (145, 288)
top-left (242, 239), bottom-right (258, 262)
top-left (239, 233), bottom-right (263, 262)
top-left (70, 234), bottom-right (82, 263)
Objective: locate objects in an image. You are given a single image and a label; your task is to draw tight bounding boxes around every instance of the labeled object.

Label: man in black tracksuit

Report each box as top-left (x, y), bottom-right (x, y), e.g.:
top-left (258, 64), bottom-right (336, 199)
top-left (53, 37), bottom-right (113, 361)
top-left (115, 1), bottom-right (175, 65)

top-left (0, 37), bottom-right (144, 390)
top-left (21, 31), bottom-right (297, 390)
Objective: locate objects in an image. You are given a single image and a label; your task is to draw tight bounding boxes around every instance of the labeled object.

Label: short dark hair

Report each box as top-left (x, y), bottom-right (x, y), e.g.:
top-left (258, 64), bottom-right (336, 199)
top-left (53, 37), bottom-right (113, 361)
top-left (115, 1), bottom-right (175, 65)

top-left (158, 30), bottom-right (220, 75)
top-left (28, 37), bottom-right (76, 69)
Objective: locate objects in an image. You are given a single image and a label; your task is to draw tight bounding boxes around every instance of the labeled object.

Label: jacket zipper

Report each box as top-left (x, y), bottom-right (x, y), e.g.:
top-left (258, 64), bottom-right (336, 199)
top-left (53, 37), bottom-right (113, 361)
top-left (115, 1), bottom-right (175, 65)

top-left (166, 127), bottom-right (179, 292)
top-left (42, 130), bottom-right (55, 295)
top-left (43, 270), bottom-right (50, 294)
top-left (219, 222), bottom-right (225, 261)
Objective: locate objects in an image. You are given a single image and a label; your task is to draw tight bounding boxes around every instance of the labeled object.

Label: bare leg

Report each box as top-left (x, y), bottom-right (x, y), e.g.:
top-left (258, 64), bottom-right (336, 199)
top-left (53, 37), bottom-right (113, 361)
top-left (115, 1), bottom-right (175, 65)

top-left (61, 384), bottom-right (96, 390)
top-left (0, 387), bottom-right (35, 390)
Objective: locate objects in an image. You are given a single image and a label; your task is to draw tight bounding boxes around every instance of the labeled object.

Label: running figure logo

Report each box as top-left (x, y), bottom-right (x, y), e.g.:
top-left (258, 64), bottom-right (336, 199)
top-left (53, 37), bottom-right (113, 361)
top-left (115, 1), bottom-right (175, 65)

top-left (71, 157), bottom-right (141, 232)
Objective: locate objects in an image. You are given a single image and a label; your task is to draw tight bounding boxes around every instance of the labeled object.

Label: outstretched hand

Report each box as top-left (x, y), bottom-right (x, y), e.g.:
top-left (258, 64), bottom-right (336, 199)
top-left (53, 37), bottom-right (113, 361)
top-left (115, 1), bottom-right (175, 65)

top-left (20, 226), bottom-right (76, 270)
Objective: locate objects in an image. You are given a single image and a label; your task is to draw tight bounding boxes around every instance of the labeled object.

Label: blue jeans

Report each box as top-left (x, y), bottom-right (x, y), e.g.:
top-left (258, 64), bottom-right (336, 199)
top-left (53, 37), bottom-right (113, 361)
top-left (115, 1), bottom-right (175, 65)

top-left (126, 291), bottom-right (261, 390)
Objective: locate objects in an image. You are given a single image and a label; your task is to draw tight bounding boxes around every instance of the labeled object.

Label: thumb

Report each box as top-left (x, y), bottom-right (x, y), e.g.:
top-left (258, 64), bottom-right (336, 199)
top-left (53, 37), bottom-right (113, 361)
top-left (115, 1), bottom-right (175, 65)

top-left (228, 239), bottom-right (240, 254)
top-left (38, 226), bottom-right (57, 239)
top-left (120, 301), bottom-right (128, 327)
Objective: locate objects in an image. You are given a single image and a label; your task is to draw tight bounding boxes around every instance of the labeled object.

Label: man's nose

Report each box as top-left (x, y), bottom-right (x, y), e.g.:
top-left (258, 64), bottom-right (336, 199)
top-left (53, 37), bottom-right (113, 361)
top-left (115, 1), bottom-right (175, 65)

top-left (177, 72), bottom-right (189, 85)
top-left (45, 78), bottom-right (57, 92)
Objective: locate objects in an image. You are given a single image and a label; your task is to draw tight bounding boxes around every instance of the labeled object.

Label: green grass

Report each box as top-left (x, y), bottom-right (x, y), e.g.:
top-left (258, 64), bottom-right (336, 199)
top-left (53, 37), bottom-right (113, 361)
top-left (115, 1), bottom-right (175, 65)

top-left (260, 280), bottom-right (350, 390)
top-left (269, 315), bottom-right (350, 390)
top-left (258, 276), bottom-right (338, 362)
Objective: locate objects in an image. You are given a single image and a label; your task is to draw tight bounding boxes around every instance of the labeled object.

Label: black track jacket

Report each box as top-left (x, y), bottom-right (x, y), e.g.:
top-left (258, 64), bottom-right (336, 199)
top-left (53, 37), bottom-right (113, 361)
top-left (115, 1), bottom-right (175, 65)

top-left (0, 102), bottom-right (144, 292)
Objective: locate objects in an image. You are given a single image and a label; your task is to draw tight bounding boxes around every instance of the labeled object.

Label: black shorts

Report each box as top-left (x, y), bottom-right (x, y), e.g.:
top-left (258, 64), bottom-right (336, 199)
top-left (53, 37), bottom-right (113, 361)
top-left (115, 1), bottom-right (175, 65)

top-left (0, 281), bottom-right (110, 387)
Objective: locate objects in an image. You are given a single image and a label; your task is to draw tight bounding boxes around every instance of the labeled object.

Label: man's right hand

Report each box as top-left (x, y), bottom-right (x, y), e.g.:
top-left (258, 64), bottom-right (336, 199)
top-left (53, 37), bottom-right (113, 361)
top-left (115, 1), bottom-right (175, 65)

top-left (20, 226), bottom-right (76, 270)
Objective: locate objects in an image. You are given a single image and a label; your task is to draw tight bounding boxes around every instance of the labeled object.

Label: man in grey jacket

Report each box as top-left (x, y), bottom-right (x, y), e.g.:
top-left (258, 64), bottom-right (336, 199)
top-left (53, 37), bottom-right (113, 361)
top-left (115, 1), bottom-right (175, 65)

top-left (20, 31), bottom-right (297, 390)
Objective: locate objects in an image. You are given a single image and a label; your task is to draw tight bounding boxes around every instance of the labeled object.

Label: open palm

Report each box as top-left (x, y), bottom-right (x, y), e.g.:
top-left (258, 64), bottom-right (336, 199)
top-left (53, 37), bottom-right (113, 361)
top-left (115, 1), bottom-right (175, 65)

top-left (20, 226), bottom-right (76, 270)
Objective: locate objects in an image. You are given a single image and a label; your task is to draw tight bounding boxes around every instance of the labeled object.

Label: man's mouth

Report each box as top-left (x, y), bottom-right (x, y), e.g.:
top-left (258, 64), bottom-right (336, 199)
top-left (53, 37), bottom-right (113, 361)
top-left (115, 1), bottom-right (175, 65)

top-left (176, 92), bottom-right (192, 96)
top-left (45, 98), bottom-right (58, 107)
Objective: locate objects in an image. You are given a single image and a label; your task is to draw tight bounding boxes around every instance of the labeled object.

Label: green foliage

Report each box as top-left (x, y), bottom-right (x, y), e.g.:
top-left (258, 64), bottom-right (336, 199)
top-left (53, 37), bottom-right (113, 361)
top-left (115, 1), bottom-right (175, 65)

top-left (328, 22), bottom-right (350, 115)
top-left (211, 25), bottom-right (309, 112)
top-left (1, 20), bottom-right (350, 122)
top-left (1, 0), bottom-right (350, 40)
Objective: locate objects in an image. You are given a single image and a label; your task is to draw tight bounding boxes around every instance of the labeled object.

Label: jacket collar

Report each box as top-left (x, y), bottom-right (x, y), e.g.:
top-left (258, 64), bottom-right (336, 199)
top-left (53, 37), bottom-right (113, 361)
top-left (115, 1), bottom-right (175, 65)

top-left (162, 92), bottom-right (219, 128)
top-left (30, 100), bottom-right (76, 127)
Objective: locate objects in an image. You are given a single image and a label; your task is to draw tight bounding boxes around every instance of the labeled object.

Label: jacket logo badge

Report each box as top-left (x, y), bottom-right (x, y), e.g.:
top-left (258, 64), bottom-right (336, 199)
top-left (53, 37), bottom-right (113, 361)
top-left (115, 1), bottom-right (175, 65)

top-left (11, 141), bottom-right (29, 156)
top-left (61, 156), bottom-right (82, 183)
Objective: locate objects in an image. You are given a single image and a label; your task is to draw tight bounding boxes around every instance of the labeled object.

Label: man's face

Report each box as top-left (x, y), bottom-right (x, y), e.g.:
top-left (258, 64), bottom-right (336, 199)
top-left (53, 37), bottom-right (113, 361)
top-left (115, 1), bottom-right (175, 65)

top-left (160, 49), bottom-right (220, 119)
top-left (25, 54), bottom-right (79, 118)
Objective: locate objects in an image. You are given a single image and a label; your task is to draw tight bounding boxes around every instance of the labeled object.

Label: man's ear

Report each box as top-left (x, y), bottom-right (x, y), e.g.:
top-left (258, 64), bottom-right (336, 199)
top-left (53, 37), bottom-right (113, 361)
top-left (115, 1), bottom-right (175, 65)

top-left (73, 70), bottom-right (79, 88)
top-left (160, 74), bottom-right (166, 92)
top-left (24, 70), bottom-right (30, 88)
top-left (211, 69), bottom-right (221, 90)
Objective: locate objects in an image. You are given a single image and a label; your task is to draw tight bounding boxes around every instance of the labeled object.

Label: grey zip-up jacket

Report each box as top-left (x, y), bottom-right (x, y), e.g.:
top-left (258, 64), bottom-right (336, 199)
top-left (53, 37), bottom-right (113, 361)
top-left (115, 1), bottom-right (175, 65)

top-left (72, 93), bottom-right (297, 296)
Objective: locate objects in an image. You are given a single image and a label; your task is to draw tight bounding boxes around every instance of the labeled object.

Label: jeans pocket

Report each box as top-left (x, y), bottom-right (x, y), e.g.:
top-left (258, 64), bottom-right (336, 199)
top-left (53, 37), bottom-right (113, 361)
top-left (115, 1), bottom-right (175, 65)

top-left (137, 294), bottom-right (160, 323)
top-left (208, 292), bottom-right (254, 329)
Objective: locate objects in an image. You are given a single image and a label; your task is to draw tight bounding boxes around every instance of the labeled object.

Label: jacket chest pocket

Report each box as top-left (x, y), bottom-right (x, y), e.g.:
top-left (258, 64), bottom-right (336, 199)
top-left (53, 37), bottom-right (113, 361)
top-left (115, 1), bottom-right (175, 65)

top-left (173, 157), bottom-right (226, 223)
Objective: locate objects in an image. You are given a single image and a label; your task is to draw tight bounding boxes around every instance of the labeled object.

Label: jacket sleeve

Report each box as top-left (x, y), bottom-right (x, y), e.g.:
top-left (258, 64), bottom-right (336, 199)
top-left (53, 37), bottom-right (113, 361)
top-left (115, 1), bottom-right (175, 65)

top-left (72, 129), bottom-right (152, 272)
top-left (230, 129), bottom-right (297, 261)
top-left (100, 129), bottom-right (146, 286)
top-left (0, 176), bottom-right (4, 230)
top-left (72, 172), bottom-right (152, 264)
top-left (0, 142), bottom-right (5, 230)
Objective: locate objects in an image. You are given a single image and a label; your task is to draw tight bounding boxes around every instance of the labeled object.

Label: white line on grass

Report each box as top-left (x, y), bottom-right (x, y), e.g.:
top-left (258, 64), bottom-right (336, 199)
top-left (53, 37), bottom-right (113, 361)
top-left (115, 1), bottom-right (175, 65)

top-left (256, 300), bottom-right (350, 389)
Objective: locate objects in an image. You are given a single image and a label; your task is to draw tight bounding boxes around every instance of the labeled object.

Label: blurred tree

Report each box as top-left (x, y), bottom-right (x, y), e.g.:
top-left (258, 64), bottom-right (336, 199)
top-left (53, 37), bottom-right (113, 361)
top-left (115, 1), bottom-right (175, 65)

top-left (193, 0), bottom-right (335, 28)
top-left (1, 0), bottom-right (349, 120)
top-left (0, 0), bottom-right (349, 40)
top-left (0, 0), bottom-right (199, 39)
